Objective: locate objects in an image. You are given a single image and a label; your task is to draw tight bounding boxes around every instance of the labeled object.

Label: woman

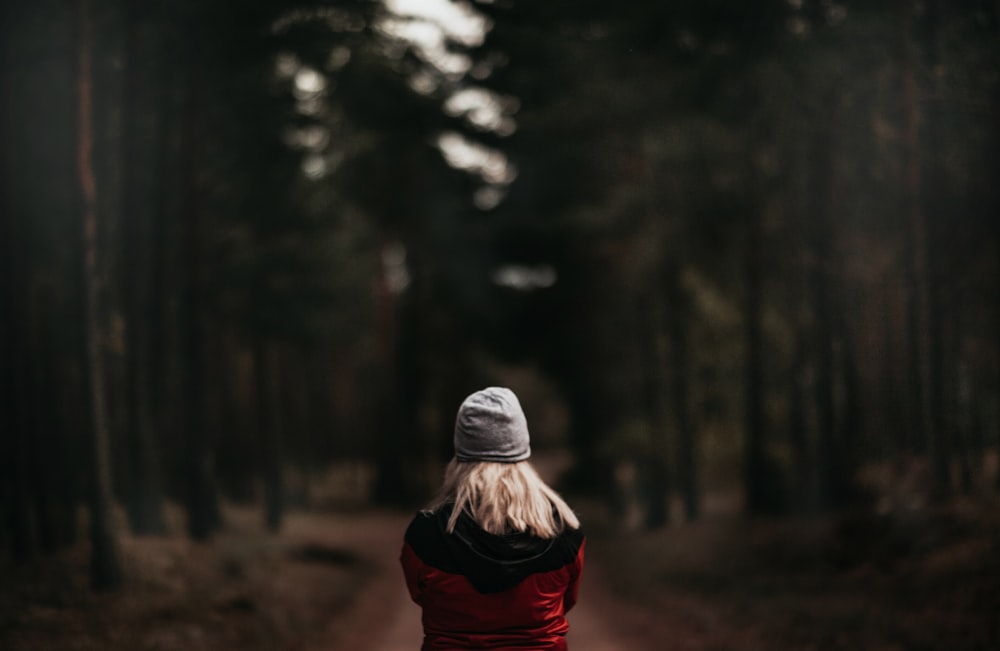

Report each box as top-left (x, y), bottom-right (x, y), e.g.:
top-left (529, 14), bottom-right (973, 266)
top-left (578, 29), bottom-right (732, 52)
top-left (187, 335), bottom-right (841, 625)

top-left (401, 387), bottom-right (585, 651)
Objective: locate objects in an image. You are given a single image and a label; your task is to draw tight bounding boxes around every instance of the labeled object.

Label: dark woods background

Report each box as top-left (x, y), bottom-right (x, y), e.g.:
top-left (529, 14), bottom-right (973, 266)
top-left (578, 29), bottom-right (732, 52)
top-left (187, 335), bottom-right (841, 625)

top-left (2, 0), bottom-right (999, 599)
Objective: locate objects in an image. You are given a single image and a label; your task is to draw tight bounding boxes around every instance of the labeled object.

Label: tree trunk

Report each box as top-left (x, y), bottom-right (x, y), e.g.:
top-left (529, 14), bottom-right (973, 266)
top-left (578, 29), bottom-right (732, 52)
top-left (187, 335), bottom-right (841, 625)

top-left (214, 332), bottom-right (255, 503)
top-left (28, 297), bottom-right (64, 553)
top-left (176, 26), bottom-right (220, 539)
top-left (52, 353), bottom-right (84, 548)
top-left (879, 283), bottom-right (906, 459)
top-left (899, 0), bottom-right (935, 470)
top-left (958, 358), bottom-right (982, 494)
top-left (994, 73), bottom-right (1000, 496)
top-left (372, 241), bottom-right (408, 503)
top-left (919, 0), bottom-right (952, 501)
top-left (1, 224), bottom-right (33, 563)
top-left (78, 0), bottom-right (123, 590)
top-left (788, 327), bottom-right (813, 512)
top-left (667, 263), bottom-right (698, 521)
top-left (145, 3), bottom-right (176, 491)
top-left (637, 288), bottom-right (670, 529)
top-left (744, 207), bottom-right (773, 514)
top-left (840, 330), bottom-right (862, 499)
top-left (808, 116), bottom-right (848, 510)
top-left (121, 0), bottom-right (166, 535)
top-left (254, 338), bottom-right (285, 532)
top-left (179, 219), bottom-right (217, 540)
top-left (286, 348), bottom-right (314, 507)
top-left (178, 135), bottom-right (217, 541)
top-left (0, 0), bottom-right (35, 562)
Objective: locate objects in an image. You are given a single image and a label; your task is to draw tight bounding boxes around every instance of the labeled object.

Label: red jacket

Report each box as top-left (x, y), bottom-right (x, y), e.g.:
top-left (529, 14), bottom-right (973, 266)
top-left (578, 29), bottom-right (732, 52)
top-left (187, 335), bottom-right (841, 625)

top-left (400, 506), bottom-right (585, 651)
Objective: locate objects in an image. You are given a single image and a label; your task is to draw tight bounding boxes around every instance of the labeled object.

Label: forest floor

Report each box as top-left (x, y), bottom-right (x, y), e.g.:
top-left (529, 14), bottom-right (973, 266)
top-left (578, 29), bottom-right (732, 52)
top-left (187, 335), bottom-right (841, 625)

top-left (1, 497), bottom-right (999, 651)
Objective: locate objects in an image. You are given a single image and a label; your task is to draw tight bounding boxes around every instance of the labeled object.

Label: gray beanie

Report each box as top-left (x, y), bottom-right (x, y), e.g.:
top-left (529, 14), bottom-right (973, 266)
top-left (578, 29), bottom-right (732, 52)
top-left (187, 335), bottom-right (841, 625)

top-left (454, 387), bottom-right (531, 463)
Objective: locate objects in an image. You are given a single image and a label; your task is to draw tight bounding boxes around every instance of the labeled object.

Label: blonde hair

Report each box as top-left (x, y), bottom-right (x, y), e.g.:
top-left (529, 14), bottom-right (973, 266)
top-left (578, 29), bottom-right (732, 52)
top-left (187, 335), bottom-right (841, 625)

top-left (428, 459), bottom-right (580, 538)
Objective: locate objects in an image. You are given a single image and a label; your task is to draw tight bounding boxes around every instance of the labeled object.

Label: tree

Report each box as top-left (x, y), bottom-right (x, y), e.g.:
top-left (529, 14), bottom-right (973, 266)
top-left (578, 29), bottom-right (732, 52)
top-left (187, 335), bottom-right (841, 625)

top-left (0, 1), bottom-right (33, 555)
top-left (78, 0), bottom-right (123, 590)
top-left (120, 0), bottom-right (167, 536)
top-left (667, 263), bottom-right (698, 521)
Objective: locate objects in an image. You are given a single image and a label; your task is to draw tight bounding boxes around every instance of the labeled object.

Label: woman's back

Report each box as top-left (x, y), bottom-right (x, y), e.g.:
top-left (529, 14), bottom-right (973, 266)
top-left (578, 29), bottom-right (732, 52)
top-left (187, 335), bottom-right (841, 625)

top-left (402, 504), bottom-right (584, 650)
top-left (400, 387), bottom-right (585, 651)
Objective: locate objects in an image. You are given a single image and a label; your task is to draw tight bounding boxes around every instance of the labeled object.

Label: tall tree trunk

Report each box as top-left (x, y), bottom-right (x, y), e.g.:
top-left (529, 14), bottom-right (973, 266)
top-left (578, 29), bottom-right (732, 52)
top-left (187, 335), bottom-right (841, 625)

top-left (952, 344), bottom-right (973, 496)
top-left (49, 348), bottom-right (83, 548)
top-left (179, 126), bottom-right (217, 541)
top-left (788, 326), bottom-right (813, 512)
top-left (637, 288), bottom-right (670, 529)
top-left (920, 0), bottom-right (952, 501)
top-left (667, 263), bottom-right (698, 521)
top-left (993, 69), bottom-right (1000, 496)
top-left (957, 357), bottom-right (982, 494)
top-left (78, 0), bottom-right (123, 590)
top-left (372, 241), bottom-right (407, 503)
top-left (28, 295), bottom-right (64, 553)
top-left (145, 0), bottom-right (177, 489)
top-left (0, 0), bottom-right (36, 562)
top-left (55, 358), bottom-right (85, 548)
top-left (840, 330), bottom-right (862, 499)
top-left (179, 216), bottom-right (217, 540)
top-left (121, 0), bottom-right (166, 535)
top-left (744, 208), bottom-right (772, 514)
top-left (146, 111), bottom-right (171, 494)
top-left (808, 116), bottom-right (847, 510)
top-left (177, 26), bottom-right (220, 538)
top-left (880, 283), bottom-right (906, 459)
top-left (786, 154), bottom-right (814, 510)
top-left (290, 348), bottom-right (315, 507)
top-left (284, 349), bottom-right (312, 507)
top-left (899, 0), bottom-right (935, 471)
top-left (1, 206), bottom-right (33, 563)
top-left (254, 338), bottom-right (285, 532)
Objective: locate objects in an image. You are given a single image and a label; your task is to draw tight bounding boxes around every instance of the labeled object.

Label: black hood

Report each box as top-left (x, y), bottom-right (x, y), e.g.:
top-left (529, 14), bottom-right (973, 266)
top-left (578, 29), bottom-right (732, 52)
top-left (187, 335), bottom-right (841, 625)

top-left (405, 505), bottom-right (584, 594)
top-left (438, 507), bottom-right (556, 593)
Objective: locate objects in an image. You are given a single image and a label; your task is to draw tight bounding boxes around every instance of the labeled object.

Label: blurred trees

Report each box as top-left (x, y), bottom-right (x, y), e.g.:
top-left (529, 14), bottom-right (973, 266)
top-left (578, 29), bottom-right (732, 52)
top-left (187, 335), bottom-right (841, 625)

top-left (1, 0), bottom-right (999, 591)
top-left (463, 0), bottom-right (1000, 522)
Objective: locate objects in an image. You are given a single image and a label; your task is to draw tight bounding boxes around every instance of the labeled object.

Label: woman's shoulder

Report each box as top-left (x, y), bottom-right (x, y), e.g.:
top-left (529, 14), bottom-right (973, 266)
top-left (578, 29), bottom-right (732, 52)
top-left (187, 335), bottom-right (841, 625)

top-left (403, 506), bottom-right (465, 571)
top-left (405, 506), bottom-right (449, 542)
top-left (556, 522), bottom-right (585, 555)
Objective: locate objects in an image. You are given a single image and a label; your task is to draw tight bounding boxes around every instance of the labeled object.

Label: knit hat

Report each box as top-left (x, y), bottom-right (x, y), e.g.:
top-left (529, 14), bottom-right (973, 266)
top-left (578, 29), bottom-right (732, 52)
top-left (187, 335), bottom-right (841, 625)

top-left (454, 387), bottom-right (531, 463)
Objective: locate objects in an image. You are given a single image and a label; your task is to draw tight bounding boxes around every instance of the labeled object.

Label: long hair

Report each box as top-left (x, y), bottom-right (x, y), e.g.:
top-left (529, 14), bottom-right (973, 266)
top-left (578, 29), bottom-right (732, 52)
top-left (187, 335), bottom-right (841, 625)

top-left (428, 459), bottom-right (580, 538)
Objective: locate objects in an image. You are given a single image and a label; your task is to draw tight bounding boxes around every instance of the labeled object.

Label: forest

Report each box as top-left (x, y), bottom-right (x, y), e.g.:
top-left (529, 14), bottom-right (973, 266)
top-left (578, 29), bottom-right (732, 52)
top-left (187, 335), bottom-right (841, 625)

top-left (2, 0), bottom-right (999, 649)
